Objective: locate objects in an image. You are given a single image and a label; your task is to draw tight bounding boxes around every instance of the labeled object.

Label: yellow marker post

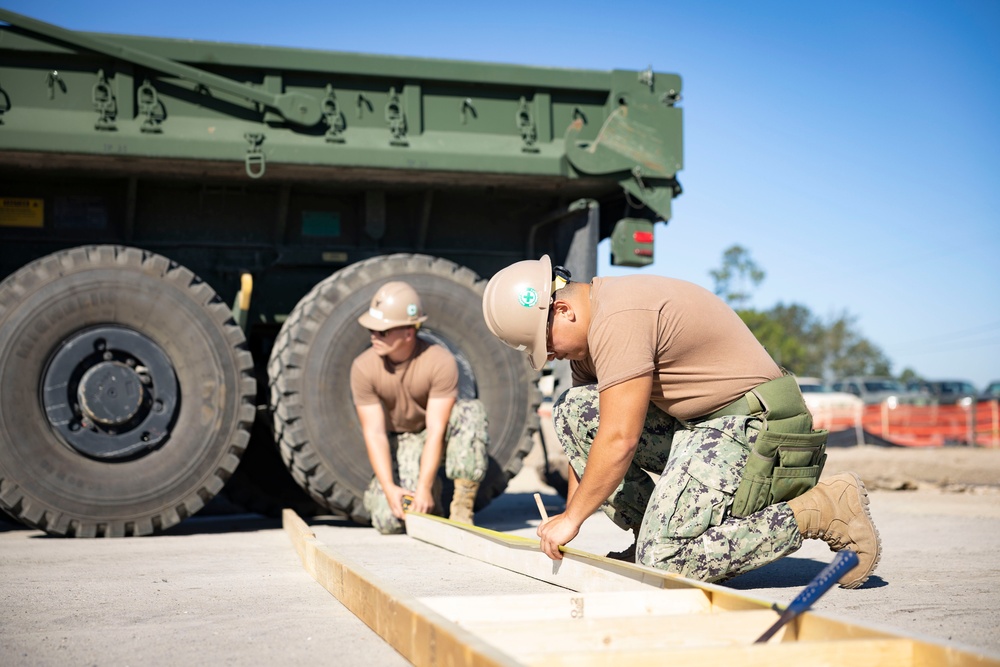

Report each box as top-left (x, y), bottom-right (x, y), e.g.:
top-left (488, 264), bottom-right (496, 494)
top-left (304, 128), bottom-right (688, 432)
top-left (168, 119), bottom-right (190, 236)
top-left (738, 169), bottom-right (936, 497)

top-left (232, 272), bottom-right (253, 331)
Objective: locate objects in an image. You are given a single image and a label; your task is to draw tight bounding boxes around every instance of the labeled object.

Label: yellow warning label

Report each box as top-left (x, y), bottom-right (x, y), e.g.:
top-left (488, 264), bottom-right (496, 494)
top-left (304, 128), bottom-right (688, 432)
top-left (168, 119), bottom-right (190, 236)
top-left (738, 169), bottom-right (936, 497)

top-left (0, 198), bottom-right (44, 228)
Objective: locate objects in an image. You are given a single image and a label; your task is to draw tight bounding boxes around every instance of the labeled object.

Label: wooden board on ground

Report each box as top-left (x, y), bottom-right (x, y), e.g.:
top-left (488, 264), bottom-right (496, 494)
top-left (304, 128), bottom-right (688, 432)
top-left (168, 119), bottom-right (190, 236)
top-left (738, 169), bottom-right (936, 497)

top-left (283, 509), bottom-right (1000, 667)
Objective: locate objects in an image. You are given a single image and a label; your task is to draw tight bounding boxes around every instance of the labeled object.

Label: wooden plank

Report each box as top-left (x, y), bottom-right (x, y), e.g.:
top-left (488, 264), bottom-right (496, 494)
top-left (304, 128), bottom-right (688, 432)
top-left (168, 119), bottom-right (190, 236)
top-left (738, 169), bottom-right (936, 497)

top-left (793, 605), bottom-right (1000, 666)
top-left (282, 509), bottom-right (521, 667)
top-left (405, 512), bottom-right (700, 591)
top-left (797, 613), bottom-right (896, 642)
top-left (405, 512), bottom-right (767, 609)
top-left (466, 609), bottom-right (790, 658)
top-left (420, 589), bottom-right (713, 624)
top-left (523, 638), bottom-right (917, 667)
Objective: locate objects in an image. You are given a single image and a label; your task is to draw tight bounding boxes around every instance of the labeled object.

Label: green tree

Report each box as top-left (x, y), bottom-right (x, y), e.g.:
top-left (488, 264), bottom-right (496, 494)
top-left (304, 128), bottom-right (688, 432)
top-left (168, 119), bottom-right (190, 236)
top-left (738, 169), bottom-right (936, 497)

top-left (738, 308), bottom-right (810, 372)
top-left (822, 310), bottom-right (892, 378)
top-left (740, 303), bottom-right (828, 376)
top-left (710, 245), bottom-right (765, 309)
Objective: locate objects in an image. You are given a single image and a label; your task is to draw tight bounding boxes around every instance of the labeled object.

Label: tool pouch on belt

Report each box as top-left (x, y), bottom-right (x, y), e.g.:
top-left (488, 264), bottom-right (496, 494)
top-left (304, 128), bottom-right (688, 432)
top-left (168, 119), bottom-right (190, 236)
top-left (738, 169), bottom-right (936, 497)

top-left (730, 376), bottom-right (828, 519)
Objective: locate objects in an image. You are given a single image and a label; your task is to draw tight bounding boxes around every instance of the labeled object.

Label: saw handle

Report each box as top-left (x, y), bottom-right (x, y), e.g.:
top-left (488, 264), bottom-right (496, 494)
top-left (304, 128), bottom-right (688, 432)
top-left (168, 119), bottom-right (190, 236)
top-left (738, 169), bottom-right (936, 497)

top-left (754, 550), bottom-right (859, 644)
top-left (787, 549), bottom-right (859, 615)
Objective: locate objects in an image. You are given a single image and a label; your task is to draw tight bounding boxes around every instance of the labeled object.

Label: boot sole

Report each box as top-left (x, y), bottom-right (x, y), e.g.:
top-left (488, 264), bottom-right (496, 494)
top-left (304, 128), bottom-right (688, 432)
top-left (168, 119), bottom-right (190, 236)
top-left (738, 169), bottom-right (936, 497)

top-left (838, 472), bottom-right (882, 589)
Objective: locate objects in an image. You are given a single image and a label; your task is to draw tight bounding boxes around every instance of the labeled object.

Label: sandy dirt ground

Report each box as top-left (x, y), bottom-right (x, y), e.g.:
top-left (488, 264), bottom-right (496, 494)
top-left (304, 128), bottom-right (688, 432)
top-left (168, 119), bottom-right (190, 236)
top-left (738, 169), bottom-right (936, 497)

top-left (819, 442), bottom-right (1000, 492)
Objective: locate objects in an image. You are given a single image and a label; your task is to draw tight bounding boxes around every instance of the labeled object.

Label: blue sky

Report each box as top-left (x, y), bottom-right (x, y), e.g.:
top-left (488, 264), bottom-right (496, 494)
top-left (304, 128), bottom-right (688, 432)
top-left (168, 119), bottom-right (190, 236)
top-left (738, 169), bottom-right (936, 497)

top-left (6, 1), bottom-right (999, 387)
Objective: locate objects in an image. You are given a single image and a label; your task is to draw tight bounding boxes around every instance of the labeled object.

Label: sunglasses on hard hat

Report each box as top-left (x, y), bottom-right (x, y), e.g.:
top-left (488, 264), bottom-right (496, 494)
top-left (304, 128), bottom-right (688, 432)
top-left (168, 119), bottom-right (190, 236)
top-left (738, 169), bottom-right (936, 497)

top-left (551, 265), bottom-right (571, 295)
top-left (545, 266), bottom-right (571, 348)
top-left (368, 327), bottom-right (409, 338)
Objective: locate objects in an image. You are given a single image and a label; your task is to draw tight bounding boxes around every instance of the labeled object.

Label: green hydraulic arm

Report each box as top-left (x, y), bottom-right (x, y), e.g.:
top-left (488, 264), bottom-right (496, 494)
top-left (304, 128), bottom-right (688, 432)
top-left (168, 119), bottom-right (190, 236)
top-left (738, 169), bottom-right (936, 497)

top-left (0, 8), bottom-right (322, 127)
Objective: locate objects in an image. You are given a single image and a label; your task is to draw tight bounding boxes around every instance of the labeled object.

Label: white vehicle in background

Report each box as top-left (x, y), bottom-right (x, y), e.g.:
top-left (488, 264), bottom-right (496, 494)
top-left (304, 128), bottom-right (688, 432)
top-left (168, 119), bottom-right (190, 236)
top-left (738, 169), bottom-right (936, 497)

top-left (796, 376), bottom-right (864, 445)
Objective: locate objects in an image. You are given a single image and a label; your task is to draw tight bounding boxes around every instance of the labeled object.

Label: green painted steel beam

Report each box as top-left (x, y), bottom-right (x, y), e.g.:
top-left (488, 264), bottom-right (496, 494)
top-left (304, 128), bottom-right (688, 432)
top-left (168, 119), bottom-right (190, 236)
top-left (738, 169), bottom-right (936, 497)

top-left (0, 9), bottom-right (322, 126)
top-left (0, 24), bottom-right (681, 95)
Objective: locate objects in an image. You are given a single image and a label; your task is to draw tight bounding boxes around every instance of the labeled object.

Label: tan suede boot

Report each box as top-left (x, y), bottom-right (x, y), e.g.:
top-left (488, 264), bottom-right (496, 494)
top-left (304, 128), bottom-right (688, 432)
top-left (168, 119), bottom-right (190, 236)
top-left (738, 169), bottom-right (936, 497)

top-left (449, 479), bottom-right (479, 525)
top-left (787, 472), bottom-right (882, 589)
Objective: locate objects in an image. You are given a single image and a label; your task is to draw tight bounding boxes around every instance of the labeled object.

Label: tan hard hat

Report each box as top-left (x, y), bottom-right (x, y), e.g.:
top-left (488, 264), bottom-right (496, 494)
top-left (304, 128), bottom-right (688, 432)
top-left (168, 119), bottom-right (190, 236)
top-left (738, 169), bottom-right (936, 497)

top-left (357, 281), bottom-right (428, 331)
top-left (482, 255), bottom-right (552, 371)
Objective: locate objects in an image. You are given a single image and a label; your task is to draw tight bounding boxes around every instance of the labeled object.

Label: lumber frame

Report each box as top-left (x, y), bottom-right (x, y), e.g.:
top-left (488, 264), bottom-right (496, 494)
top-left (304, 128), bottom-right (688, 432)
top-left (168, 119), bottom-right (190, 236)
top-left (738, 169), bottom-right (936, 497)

top-left (421, 589), bottom-right (714, 623)
top-left (282, 509), bottom-right (520, 667)
top-left (284, 510), bottom-right (1000, 667)
top-left (404, 512), bottom-right (766, 607)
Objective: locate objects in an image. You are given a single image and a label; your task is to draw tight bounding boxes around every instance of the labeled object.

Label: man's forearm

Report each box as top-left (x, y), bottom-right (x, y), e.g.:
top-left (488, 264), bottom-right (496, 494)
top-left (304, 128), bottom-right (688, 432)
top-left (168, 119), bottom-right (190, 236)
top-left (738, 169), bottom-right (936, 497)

top-left (566, 464), bottom-right (580, 504)
top-left (563, 436), bottom-right (636, 525)
top-left (365, 434), bottom-right (396, 492)
top-left (416, 431), bottom-right (445, 492)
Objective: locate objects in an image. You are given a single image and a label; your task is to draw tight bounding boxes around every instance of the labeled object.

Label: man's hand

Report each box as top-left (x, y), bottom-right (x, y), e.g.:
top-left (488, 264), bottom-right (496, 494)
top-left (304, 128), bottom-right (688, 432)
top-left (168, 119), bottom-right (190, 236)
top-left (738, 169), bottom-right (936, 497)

top-left (385, 484), bottom-right (411, 519)
top-left (537, 512), bottom-right (582, 560)
top-left (386, 484), bottom-right (434, 518)
top-left (409, 487), bottom-right (435, 515)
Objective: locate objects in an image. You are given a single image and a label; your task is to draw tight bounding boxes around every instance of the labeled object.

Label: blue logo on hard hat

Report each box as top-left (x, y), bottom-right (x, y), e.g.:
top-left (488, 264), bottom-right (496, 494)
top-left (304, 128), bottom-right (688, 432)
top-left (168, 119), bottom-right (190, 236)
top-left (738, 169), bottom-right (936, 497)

top-left (517, 287), bottom-right (538, 308)
top-left (407, 304), bottom-right (418, 317)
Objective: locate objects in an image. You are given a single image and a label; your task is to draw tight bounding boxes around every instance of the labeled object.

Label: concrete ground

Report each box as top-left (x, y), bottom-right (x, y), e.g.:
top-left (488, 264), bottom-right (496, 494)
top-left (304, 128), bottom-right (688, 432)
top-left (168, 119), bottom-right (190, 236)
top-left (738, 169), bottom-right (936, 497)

top-left (2, 444), bottom-right (999, 666)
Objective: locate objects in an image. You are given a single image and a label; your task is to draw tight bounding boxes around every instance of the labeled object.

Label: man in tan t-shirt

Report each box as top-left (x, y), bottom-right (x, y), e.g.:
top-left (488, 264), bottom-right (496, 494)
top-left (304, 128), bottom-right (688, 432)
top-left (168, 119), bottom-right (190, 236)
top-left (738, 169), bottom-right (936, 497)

top-left (351, 281), bottom-right (488, 534)
top-left (482, 255), bottom-right (881, 589)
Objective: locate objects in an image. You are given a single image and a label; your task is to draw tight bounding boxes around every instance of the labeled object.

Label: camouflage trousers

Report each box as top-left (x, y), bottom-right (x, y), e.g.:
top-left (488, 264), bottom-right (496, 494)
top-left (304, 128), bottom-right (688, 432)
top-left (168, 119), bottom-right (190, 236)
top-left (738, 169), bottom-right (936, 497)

top-left (553, 385), bottom-right (802, 582)
top-left (364, 399), bottom-right (489, 535)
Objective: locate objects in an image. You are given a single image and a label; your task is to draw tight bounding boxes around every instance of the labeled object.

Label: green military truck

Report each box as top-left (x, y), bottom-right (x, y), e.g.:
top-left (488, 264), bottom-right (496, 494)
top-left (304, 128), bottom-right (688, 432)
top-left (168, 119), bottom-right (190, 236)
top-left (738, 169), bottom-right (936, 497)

top-left (0, 9), bottom-right (683, 536)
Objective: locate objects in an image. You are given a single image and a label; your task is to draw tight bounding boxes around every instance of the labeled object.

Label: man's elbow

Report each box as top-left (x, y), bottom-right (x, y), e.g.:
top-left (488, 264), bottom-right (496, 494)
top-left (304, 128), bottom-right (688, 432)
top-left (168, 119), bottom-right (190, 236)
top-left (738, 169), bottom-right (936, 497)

top-left (604, 433), bottom-right (640, 459)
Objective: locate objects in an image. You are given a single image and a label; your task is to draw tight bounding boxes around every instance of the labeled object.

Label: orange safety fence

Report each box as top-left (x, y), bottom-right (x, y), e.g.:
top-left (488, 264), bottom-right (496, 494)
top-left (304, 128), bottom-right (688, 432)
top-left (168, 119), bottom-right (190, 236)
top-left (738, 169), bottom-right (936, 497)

top-left (974, 399), bottom-right (1000, 447)
top-left (540, 396), bottom-right (1000, 448)
top-left (809, 403), bottom-right (865, 435)
top-left (856, 399), bottom-right (1000, 448)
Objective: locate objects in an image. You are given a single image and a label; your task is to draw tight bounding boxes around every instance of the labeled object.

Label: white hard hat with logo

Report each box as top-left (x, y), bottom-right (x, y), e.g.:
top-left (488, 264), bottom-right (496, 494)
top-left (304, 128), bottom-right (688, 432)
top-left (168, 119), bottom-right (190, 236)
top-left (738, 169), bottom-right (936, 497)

top-left (358, 281), bottom-right (428, 331)
top-left (482, 255), bottom-right (569, 371)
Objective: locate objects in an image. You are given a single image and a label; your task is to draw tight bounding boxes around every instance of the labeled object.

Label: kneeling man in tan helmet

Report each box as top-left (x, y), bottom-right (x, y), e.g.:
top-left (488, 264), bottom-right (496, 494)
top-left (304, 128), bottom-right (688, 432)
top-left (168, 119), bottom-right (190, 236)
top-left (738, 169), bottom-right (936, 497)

top-left (352, 281), bottom-right (489, 534)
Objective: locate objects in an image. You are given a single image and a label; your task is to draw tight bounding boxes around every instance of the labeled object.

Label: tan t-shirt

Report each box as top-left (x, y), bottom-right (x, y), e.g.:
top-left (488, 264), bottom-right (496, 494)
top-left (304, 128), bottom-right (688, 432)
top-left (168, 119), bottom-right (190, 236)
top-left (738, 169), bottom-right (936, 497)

top-left (350, 339), bottom-right (459, 433)
top-left (571, 276), bottom-right (781, 421)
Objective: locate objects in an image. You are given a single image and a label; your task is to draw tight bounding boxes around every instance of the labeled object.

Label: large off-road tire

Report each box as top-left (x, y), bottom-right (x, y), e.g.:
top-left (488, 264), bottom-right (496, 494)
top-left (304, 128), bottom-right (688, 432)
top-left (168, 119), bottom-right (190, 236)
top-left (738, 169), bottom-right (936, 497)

top-left (0, 246), bottom-right (255, 536)
top-left (220, 408), bottom-right (326, 518)
top-left (268, 253), bottom-right (539, 523)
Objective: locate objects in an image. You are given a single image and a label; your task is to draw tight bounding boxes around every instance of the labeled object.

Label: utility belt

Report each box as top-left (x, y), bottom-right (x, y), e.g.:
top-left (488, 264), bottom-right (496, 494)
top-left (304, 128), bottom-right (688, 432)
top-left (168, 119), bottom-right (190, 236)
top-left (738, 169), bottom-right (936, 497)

top-left (698, 375), bottom-right (828, 518)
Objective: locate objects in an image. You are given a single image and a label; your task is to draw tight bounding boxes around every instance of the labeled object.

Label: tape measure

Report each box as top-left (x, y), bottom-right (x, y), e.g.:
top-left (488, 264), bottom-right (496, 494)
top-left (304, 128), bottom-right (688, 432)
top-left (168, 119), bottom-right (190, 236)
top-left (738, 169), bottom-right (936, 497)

top-left (402, 494), bottom-right (414, 511)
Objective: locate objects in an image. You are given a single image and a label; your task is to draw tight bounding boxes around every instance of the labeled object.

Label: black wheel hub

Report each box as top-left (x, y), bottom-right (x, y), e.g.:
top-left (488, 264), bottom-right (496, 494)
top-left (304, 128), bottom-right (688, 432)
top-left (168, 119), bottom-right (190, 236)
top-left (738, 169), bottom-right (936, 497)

top-left (78, 361), bottom-right (145, 425)
top-left (42, 326), bottom-right (179, 460)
